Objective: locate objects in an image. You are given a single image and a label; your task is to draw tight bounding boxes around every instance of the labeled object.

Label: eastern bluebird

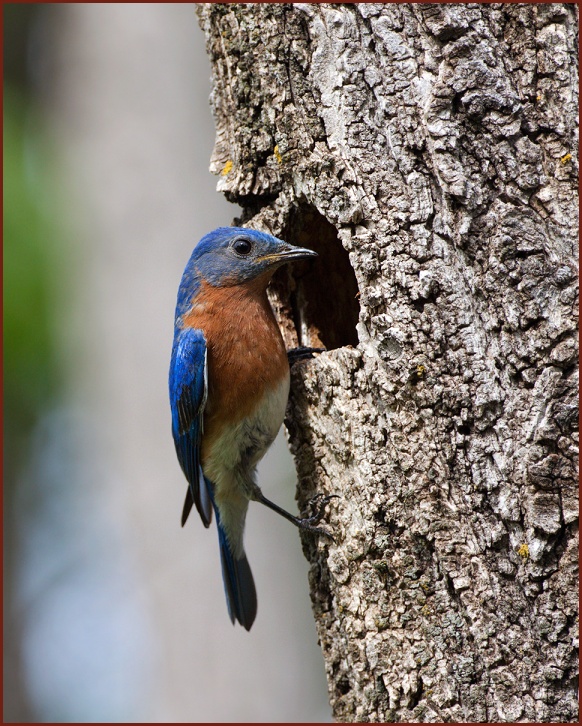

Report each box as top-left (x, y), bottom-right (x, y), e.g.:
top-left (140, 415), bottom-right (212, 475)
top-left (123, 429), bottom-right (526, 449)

top-left (169, 227), bottom-right (333, 630)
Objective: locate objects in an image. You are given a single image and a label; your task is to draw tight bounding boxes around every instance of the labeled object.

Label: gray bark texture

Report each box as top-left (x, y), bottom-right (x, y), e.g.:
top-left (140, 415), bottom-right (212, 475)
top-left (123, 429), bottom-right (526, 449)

top-left (198, 3), bottom-right (578, 722)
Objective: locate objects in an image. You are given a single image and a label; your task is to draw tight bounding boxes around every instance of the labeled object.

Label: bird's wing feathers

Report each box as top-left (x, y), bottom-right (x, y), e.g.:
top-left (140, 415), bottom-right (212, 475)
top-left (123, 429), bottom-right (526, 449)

top-left (170, 327), bottom-right (212, 527)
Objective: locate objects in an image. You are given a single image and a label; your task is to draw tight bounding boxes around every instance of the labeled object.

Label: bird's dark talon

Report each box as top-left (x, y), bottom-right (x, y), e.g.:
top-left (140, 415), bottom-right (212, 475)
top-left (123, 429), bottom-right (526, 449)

top-left (287, 346), bottom-right (326, 364)
top-left (296, 521), bottom-right (336, 543)
top-left (302, 493), bottom-right (339, 526)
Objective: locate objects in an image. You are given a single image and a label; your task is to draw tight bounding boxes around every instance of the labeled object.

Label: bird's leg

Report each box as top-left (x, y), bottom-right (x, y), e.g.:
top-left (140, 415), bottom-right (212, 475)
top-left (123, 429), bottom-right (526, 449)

top-left (287, 346), bottom-right (326, 365)
top-left (255, 492), bottom-right (337, 541)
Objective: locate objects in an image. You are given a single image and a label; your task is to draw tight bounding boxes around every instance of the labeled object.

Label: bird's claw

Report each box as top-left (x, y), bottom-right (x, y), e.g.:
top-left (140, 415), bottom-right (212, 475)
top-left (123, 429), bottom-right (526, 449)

top-left (303, 493), bottom-right (339, 524)
top-left (297, 494), bottom-right (339, 541)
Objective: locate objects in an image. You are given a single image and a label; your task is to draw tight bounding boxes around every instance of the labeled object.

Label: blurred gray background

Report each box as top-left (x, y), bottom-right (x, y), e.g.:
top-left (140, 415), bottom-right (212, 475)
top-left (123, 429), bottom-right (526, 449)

top-left (4, 4), bottom-right (329, 722)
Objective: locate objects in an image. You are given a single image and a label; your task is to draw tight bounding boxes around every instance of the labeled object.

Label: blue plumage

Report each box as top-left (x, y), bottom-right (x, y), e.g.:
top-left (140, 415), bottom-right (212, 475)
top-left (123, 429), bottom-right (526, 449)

top-left (169, 327), bottom-right (211, 526)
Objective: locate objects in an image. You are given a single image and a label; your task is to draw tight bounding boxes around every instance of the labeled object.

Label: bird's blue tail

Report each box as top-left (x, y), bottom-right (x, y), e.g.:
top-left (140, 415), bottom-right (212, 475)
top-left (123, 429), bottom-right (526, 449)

top-left (216, 523), bottom-right (257, 631)
top-left (206, 478), bottom-right (257, 630)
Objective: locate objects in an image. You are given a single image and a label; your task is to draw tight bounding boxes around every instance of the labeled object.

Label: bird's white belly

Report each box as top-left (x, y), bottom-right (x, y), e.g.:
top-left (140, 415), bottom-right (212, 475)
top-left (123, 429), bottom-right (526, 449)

top-left (203, 373), bottom-right (290, 495)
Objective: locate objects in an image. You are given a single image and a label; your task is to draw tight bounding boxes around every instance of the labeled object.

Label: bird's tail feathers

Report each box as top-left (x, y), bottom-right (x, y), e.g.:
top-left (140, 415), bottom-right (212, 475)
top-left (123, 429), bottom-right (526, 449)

top-left (205, 476), bottom-right (256, 630)
top-left (181, 470), bottom-right (213, 528)
top-left (217, 525), bottom-right (257, 631)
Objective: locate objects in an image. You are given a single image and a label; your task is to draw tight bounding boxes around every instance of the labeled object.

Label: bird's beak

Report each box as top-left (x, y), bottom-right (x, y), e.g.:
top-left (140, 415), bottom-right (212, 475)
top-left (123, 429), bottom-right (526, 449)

top-left (258, 244), bottom-right (318, 264)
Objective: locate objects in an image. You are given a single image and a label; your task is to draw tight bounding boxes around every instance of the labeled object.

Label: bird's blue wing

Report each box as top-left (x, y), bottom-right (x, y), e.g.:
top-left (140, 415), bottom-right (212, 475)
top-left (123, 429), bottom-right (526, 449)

top-left (170, 328), bottom-right (256, 628)
top-left (169, 327), bottom-right (212, 527)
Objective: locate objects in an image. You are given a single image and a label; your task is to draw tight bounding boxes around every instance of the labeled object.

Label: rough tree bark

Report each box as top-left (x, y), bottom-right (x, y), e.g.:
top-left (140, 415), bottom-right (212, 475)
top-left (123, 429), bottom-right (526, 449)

top-left (198, 3), bottom-right (578, 722)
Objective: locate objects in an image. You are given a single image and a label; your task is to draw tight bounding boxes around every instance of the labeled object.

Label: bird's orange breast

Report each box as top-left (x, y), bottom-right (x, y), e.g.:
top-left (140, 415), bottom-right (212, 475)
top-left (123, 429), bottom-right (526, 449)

top-left (182, 276), bottom-right (289, 461)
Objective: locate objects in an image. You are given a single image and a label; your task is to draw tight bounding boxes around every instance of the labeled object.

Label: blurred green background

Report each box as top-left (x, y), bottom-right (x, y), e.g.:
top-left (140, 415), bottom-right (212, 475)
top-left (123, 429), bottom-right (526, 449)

top-left (5, 6), bottom-right (69, 719)
top-left (4, 4), bottom-right (329, 722)
top-left (4, 5), bottom-right (66, 487)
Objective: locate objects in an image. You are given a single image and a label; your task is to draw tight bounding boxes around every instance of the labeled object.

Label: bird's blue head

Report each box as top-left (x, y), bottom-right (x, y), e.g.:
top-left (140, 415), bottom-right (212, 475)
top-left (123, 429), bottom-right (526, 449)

top-left (175, 227), bottom-right (317, 319)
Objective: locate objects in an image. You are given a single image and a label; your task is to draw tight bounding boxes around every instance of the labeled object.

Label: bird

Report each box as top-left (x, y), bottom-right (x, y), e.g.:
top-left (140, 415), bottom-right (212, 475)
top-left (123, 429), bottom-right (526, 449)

top-left (169, 226), bottom-right (334, 630)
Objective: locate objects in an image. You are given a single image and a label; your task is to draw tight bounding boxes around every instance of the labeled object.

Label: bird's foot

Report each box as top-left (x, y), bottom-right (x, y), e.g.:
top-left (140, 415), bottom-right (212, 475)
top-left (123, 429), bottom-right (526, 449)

top-left (287, 346), bottom-right (326, 365)
top-left (301, 493), bottom-right (339, 526)
top-left (256, 492), bottom-right (337, 542)
top-left (295, 494), bottom-right (339, 541)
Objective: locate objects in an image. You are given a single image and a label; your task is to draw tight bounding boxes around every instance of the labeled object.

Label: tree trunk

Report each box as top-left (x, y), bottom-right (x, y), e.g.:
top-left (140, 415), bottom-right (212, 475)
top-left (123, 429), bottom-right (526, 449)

top-left (198, 3), bottom-right (578, 722)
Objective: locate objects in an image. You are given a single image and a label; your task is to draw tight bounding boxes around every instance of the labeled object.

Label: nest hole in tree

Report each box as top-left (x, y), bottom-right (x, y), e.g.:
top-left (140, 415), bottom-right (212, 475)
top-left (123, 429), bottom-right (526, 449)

top-left (270, 206), bottom-right (360, 351)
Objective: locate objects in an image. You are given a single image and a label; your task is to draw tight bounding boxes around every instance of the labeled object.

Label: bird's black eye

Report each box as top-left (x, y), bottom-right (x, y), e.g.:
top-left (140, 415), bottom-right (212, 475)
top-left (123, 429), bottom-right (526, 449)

top-left (233, 238), bottom-right (253, 256)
